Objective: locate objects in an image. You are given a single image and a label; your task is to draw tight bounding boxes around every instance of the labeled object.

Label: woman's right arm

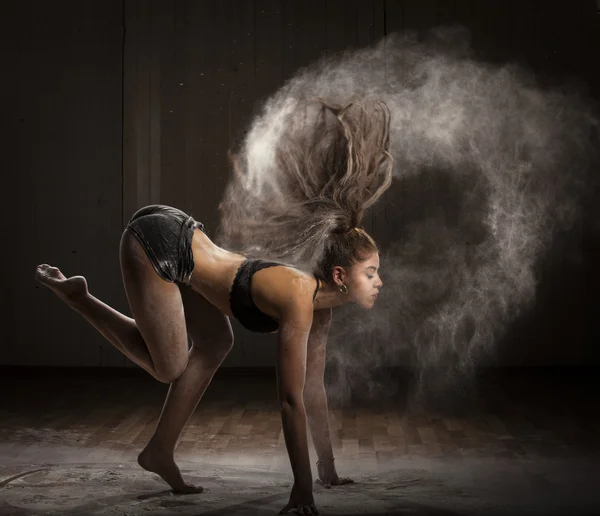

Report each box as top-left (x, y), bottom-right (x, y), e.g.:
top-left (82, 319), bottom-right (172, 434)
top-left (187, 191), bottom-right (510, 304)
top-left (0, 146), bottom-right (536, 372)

top-left (276, 296), bottom-right (317, 512)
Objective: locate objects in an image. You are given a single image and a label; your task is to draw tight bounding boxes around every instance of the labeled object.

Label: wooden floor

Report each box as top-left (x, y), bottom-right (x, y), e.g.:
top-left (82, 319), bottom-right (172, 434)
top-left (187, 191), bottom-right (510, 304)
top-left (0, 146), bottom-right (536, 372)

top-left (1, 367), bottom-right (599, 469)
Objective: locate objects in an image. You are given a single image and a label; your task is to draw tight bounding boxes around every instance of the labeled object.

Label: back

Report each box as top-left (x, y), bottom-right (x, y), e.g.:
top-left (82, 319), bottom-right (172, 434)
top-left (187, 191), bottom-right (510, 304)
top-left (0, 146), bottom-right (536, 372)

top-left (230, 258), bottom-right (319, 334)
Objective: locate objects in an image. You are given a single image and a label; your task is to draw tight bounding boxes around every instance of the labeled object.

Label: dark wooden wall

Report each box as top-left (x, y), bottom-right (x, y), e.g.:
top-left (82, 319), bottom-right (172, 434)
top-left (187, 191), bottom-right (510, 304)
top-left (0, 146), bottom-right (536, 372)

top-left (3, 1), bottom-right (126, 366)
top-left (4, 1), bottom-right (599, 368)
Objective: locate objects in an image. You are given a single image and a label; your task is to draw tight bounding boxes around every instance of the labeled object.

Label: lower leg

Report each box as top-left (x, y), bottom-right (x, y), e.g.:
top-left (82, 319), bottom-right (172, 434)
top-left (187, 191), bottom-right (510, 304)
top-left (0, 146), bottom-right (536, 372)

top-left (35, 264), bottom-right (155, 374)
top-left (138, 345), bottom-right (228, 493)
top-left (72, 293), bottom-right (154, 373)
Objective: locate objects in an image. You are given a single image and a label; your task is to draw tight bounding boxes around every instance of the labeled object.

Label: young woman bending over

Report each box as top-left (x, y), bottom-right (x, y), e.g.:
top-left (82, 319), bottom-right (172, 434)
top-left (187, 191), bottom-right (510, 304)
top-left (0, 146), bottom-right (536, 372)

top-left (35, 99), bottom-right (392, 515)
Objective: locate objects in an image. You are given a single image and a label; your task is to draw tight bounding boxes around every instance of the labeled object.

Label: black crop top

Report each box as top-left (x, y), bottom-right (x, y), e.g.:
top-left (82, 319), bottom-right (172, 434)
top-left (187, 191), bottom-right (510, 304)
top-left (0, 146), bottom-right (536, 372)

top-left (229, 257), bottom-right (320, 334)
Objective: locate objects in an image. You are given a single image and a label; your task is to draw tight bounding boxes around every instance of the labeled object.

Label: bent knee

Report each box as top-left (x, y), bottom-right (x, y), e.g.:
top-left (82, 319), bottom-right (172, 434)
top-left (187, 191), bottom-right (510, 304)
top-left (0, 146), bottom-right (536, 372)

top-left (218, 331), bottom-right (234, 357)
top-left (154, 357), bottom-right (188, 384)
top-left (221, 331), bottom-right (235, 354)
top-left (209, 331), bottom-right (234, 363)
top-left (191, 331), bottom-right (234, 366)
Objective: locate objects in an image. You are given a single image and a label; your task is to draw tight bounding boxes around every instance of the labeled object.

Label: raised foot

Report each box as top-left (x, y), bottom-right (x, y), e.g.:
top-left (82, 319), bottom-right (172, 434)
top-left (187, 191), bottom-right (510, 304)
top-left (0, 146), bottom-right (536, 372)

top-left (138, 447), bottom-right (203, 494)
top-left (35, 264), bottom-right (88, 302)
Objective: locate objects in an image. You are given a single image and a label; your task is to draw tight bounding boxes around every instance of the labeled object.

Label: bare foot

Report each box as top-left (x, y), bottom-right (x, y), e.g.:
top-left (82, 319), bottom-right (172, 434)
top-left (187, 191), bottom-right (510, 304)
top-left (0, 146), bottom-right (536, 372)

top-left (35, 264), bottom-right (89, 303)
top-left (138, 446), bottom-right (203, 494)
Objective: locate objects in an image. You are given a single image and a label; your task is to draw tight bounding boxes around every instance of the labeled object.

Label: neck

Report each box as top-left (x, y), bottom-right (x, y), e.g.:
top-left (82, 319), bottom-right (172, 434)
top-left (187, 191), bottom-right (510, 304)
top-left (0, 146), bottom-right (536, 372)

top-left (313, 280), bottom-right (348, 310)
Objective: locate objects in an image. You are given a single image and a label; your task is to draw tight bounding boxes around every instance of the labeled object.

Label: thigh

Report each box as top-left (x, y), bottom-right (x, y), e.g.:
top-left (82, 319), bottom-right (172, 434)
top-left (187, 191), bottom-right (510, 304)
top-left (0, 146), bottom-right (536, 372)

top-left (119, 230), bottom-right (189, 380)
top-left (179, 284), bottom-right (234, 358)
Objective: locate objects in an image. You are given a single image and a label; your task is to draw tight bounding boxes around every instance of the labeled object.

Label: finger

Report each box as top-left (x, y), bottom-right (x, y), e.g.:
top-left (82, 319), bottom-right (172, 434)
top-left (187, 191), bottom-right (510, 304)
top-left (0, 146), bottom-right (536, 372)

top-left (303, 505), bottom-right (318, 516)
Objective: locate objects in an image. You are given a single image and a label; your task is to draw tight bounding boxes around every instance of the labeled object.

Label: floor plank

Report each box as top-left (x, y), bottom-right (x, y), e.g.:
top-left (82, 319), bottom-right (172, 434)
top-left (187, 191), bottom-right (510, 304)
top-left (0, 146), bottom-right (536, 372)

top-left (0, 367), bottom-right (599, 467)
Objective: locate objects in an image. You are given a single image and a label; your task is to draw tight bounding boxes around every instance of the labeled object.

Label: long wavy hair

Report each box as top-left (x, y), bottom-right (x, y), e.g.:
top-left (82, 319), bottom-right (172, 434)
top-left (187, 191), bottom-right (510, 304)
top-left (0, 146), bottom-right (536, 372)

top-left (218, 97), bottom-right (394, 283)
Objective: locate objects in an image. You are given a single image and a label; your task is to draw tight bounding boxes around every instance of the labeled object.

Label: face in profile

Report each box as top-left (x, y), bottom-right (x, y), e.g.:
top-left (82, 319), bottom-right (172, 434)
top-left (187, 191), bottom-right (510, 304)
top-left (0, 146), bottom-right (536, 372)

top-left (340, 251), bottom-right (383, 309)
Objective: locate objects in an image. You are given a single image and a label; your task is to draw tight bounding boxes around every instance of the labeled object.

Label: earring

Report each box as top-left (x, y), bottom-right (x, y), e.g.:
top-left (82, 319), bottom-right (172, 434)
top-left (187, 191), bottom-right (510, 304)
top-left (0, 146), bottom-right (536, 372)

top-left (339, 283), bottom-right (348, 295)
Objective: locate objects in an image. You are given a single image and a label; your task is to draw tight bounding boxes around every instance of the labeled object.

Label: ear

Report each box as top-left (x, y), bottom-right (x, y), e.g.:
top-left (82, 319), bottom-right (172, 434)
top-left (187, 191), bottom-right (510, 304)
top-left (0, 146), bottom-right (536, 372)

top-left (332, 266), bottom-right (346, 284)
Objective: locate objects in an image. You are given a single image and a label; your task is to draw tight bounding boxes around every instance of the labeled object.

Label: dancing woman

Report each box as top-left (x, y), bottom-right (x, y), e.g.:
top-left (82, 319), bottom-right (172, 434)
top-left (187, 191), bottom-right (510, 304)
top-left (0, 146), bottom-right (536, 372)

top-left (35, 99), bottom-right (392, 515)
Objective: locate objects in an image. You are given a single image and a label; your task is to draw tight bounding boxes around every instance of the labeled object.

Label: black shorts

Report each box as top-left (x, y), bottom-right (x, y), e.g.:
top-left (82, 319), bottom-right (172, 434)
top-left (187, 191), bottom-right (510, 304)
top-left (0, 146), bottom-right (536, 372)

top-left (125, 205), bottom-right (205, 285)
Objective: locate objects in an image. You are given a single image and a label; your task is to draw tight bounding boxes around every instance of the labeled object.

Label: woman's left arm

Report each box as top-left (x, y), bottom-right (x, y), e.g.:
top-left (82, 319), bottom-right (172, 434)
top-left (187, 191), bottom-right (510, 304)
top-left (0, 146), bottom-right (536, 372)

top-left (303, 307), bottom-right (354, 488)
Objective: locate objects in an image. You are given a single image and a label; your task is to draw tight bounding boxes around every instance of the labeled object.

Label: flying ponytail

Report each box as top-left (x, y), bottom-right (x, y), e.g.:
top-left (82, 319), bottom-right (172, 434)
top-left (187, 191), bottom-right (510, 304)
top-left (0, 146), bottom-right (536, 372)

top-left (218, 97), bottom-right (393, 278)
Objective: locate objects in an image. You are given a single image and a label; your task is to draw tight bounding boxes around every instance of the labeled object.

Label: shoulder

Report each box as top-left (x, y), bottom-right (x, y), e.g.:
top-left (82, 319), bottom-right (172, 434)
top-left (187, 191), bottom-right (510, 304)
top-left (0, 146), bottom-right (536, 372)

top-left (253, 264), bottom-right (316, 319)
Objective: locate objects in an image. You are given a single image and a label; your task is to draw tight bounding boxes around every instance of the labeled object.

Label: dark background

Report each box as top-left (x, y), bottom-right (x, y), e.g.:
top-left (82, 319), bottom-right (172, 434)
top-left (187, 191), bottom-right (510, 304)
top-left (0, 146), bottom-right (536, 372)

top-left (2, 0), bottom-right (599, 369)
